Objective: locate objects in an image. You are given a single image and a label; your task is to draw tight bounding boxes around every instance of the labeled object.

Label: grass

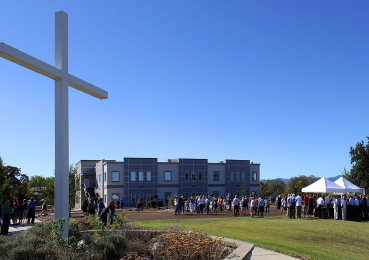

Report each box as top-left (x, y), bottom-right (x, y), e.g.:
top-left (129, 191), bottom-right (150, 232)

top-left (131, 216), bottom-right (369, 260)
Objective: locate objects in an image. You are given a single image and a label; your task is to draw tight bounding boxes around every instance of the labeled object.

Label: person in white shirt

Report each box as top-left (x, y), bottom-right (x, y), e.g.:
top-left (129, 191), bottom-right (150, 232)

top-left (174, 196), bottom-right (179, 216)
top-left (233, 195), bottom-right (240, 217)
top-left (295, 194), bottom-right (302, 218)
top-left (341, 195), bottom-right (347, 220)
top-left (317, 195), bottom-right (324, 218)
top-left (332, 195), bottom-right (338, 220)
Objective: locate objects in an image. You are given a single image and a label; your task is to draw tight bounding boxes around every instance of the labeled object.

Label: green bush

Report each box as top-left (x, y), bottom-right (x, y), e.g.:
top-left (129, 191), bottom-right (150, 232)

top-left (146, 201), bottom-right (151, 208)
top-left (157, 200), bottom-right (163, 207)
top-left (89, 234), bottom-right (127, 259)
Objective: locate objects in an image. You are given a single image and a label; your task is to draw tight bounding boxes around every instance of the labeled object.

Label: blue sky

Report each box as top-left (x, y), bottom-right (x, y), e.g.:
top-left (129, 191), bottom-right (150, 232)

top-left (1, 1), bottom-right (368, 180)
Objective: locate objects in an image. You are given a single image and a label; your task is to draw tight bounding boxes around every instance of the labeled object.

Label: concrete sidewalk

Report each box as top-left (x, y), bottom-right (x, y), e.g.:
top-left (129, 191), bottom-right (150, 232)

top-left (252, 247), bottom-right (300, 259)
top-left (7, 219), bottom-right (42, 235)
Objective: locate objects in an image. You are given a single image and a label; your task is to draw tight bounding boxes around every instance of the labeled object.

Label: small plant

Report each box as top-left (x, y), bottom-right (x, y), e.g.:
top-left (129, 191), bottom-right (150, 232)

top-left (146, 201), bottom-right (151, 208)
top-left (51, 217), bottom-right (68, 246)
top-left (150, 200), bottom-right (157, 208)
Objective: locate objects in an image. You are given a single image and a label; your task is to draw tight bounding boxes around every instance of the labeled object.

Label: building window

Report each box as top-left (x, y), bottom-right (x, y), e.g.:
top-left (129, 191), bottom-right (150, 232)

top-left (213, 171), bottom-right (219, 181)
top-left (139, 193), bottom-right (143, 201)
top-left (192, 172), bottom-right (196, 181)
top-left (199, 172), bottom-right (203, 181)
top-left (252, 172), bottom-right (257, 181)
top-left (230, 192), bottom-right (234, 198)
top-left (139, 172), bottom-right (144, 181)
top-left (198, 192), bottom-right (202, 196)
top-left (236, 172), bottom-right (240, 181)
top-left (99, 174), bottom-right (101, 183)
top-left (131, 172), bottom-right (136, 181)
top-left (147, 172), bottom-right (151, 181)
top-left (131, 194), bottom-right (136, 203)
top-left (104, 194), bottom-right (107, 204)
top-left (185, 172), bottom-right (189, 181)
top-left (112, 171), bottom-right (119, 182)
top-left (184, 192), bottom-right (189, 198)
top-left (231, 172), bottom-right (234, 181)
top-left (147, 193), bottom-right (151, 201)
top-left (84, 179), bottom-right (89, 188)
top-left (191, 192), bottom-right (196, 198)
top-left (112, 193), bottom-right (119, 201)
top-left (164, 192), bottom-right (172, 199)
top-left (242, 172), bottom-right (245, 181)
top-left (104, 172), bottom-right (107, 182)
top-left (213, 191), bottom-right (219, 197)
top-left (165, 171), bottom-right (172, 182)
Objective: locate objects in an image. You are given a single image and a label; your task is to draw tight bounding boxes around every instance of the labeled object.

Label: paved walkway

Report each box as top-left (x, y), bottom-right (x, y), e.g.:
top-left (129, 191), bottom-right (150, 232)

top-left (7, 219), bottom-right (42, 234)
top-left (252, 247), bottom-right (300, 259)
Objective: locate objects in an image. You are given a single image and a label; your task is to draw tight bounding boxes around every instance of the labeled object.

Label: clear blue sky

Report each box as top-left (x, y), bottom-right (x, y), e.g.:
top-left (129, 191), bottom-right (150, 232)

top-left (1, 1), bottom-right (368, 180)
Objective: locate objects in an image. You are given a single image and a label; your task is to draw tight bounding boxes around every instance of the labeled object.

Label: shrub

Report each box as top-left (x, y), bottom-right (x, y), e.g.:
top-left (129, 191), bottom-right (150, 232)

top-left (150, 200), bottom-right (157, 208)
top-left (167, 194), bottom-right (178, 207)
top-left (148, 231), bottom-right (228, 260)
top-left (157, 200), bottom-right (163, 207)
top-left (146, 201), bottom-right (151, 208)
top-left (136, 202), bottom-right (143, 208)
top-left (88, 234), bottom-right (127, 259)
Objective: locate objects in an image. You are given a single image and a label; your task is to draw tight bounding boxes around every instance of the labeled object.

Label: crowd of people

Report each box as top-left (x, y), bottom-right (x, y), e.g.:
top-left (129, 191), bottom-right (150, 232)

top-left (0, 197), bottom-right (38, 235)
top-left (276, 193), bottom-right (369, 220)
top-left (172, 194), bottom-right (271, 218)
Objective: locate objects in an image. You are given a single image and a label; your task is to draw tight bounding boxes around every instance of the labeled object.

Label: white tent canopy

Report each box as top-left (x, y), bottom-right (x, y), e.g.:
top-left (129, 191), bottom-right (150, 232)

top-left (302, 177), bottom-right (346, 193)
top-left (334, 177), bottom-right (362, 193)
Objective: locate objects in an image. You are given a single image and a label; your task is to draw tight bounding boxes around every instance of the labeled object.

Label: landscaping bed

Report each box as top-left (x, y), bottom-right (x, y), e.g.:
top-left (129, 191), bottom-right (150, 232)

top-left (0, 215), bottom-right (234, 260)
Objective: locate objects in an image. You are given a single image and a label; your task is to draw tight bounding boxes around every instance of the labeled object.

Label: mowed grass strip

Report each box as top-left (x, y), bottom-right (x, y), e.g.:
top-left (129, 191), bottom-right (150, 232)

top-left (131, 216), bottom-right (369, 260)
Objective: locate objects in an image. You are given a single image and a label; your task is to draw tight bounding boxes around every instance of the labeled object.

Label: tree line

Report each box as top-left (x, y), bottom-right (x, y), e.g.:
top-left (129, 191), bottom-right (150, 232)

top-left (261, 136), bottom-right (369, 196)
top-left (0, 157), bottom-right (80, 207)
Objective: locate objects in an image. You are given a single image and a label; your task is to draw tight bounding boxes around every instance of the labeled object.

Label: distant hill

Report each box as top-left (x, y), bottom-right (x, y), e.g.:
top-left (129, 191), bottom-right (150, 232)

top-left (261, 175), bottom-right (342, 184)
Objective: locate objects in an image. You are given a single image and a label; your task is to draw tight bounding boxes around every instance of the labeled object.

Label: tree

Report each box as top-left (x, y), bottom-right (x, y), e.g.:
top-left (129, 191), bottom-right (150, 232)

top-left (260, 179), bottom-right (286, 197)
top-left (0, 157), bottom-right (29, 200)
top-left (346, 136), bottom-right (369, 192)
top-left (239, 181), bottom-right (248, 198)
top-left (286, 175), bottom-right (319, 195)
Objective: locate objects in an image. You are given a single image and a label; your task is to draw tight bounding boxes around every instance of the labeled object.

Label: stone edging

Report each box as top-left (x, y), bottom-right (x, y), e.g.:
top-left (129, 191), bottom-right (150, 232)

top-left (211, 236), bottom-right (254, 260)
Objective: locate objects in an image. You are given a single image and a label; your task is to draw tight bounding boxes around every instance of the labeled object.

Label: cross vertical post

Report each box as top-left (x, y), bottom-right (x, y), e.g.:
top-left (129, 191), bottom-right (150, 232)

top-left (54, 11), bottom-right (69, 239)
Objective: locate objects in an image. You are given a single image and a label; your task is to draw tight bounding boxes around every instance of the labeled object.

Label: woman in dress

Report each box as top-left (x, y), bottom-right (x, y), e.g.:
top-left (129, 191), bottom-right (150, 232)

top-left (249, 197), bottom-right (255, 218)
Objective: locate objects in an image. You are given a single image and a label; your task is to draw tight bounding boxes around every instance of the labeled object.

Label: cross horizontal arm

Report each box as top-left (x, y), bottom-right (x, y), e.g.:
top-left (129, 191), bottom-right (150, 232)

top-left (69, 75), bottom-right (108, 99)
top-left (0, 42), bottom-right (108, 100)
top-left (0, 42), bottom-right (62, 80)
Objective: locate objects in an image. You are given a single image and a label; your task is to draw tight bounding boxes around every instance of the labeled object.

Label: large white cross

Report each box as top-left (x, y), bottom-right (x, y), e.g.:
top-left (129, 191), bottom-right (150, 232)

top-left (0, 11), bottom-right (108, 238)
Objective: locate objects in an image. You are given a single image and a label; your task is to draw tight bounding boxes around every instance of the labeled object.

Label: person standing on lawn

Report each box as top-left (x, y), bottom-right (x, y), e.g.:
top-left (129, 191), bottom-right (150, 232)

top-left (296, 193), bottom-right (302, 218)
top-left (265, 197), bottom-right (269, 215)
top-left (174, 196), bottom-right (179, 216)
top-left (189, 196), bottom-right (194, 213)
top-left (341, 195), bottom-right (347, 220)
top-left (259, 196), bottom-right (265, 218)
top-left (288, 194), bottom-right (296, 219)
top-left (205, 196), bottom-right (210, 215)
top-left (232, 195), bottom-right (240, 217)
top-left (249, 197), bottom-right (255, 218)
top-left (178, 196), bottom-right (183, 215)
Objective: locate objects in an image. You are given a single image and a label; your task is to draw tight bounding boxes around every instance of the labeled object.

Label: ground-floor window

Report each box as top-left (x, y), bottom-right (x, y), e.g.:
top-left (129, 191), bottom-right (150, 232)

top-left (191, 192), bottom-right (196, 198)
top-left (213, 191), bottom-right (219, 197)
top-left (198, 192), bottom-right (202, 196)
top-left (139, 193), bottom-right (143, 202)
top-left (131, 194), bottom-right (136, 203)
top-left (184, 192), bottom-right (189, 198)
top-left (147, 193), bottom-right (151, 201)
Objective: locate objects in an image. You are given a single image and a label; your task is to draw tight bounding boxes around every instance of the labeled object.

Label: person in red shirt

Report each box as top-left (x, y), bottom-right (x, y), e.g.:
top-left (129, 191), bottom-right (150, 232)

top-left (303, 194), bottom-right (309, 218)
top-left (13, 199), bottom-right (19, 224)
top-left (107, 200), bottom-right (116, 225)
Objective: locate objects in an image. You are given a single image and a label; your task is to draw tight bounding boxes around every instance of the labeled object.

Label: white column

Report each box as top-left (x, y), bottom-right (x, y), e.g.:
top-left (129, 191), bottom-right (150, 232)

top-left (54, 11), bottom-right (69, 239)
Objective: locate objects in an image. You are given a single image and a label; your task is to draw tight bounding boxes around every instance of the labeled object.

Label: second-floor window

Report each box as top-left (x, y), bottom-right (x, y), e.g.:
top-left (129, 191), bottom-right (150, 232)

top-left (213, 171), bottom-right (219, 181)
top-left (131, 172), bottom-right (136, 181)
top-left (147, 172), bottom-right (151, 181)
top-left (252, 172), bottom-right (257, 181)
top-left (231, 172), bottom-right (234, 181)
top-left (199, 172), bottom-right (202, 181)
top-left (192, 172), bottom-right (196, 181)
top-left (112, 171), bottom-right (119, 182)
top-left (139, 172), bottom-right (144, 181)
top-left (185, 172), bottom-right (189, 181)
top-left (165, 171), bottom-right (172, 182)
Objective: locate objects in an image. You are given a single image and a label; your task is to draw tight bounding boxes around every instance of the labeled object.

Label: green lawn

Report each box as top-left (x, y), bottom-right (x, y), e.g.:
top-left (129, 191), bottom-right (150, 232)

top-left (131, 216), bottom-right (369, 260)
